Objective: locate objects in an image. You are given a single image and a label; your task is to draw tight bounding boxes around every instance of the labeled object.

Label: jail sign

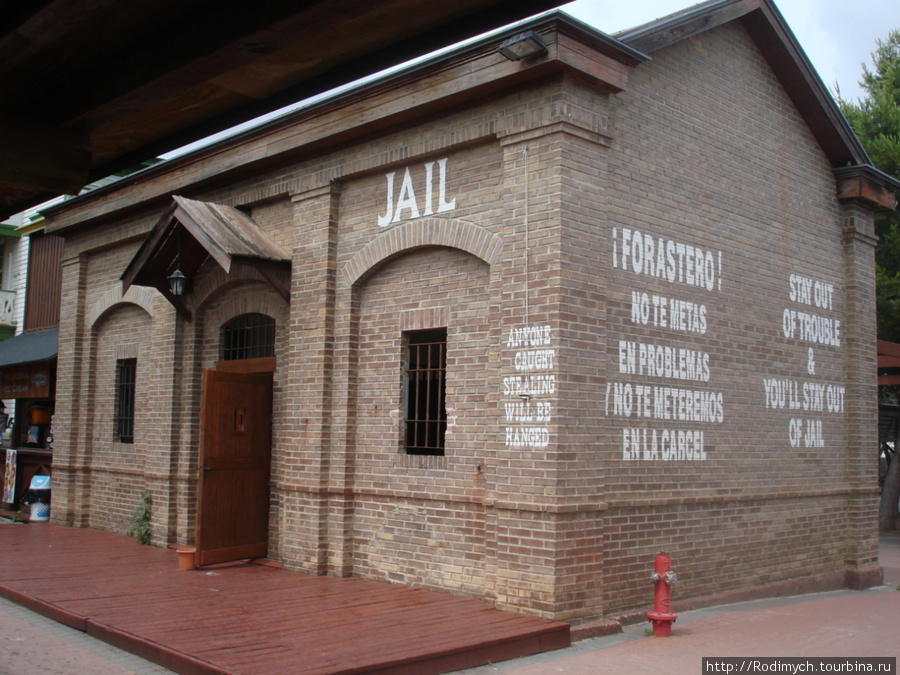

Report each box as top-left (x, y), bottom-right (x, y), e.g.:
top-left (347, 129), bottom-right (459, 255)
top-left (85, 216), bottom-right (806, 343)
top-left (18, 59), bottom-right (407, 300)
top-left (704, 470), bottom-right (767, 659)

top-left (378, 158), bottom-right (457, 226)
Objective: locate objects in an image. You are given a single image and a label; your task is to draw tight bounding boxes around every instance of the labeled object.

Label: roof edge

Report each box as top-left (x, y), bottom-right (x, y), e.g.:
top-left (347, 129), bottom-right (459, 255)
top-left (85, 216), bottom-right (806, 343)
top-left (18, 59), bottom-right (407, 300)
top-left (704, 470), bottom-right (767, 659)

top-left (615, 0), bottom-right (757, 50)
top-left (834, 165), bottom-right (900, 212)
top-left (616, 0), bottom-right (872, 171)
top-left (40, 11), bottom-right (646, 229)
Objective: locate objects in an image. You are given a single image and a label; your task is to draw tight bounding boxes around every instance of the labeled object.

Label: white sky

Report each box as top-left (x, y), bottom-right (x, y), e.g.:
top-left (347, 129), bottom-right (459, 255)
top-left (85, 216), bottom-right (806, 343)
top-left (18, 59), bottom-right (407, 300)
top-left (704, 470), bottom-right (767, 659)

top-left (563, 0), bottom-right (900, 102)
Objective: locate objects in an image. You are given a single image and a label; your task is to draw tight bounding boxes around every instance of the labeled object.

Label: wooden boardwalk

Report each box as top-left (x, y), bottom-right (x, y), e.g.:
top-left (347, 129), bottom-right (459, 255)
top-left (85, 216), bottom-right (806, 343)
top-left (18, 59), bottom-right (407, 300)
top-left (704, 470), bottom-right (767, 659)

top-left (0, 524), bottom-right (569, 675)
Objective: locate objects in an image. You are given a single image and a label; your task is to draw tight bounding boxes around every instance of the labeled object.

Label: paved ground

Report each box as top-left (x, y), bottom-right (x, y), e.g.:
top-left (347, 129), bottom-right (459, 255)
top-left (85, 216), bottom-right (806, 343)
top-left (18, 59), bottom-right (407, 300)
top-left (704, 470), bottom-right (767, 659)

top-left (0, 519), bottom-right (173, 674)
top-left (0, 595), bottom-right (174, 675)
top-left (2, 520), bottom-right (897, 675)
top-left (453, 534), bottom-right (900, 675)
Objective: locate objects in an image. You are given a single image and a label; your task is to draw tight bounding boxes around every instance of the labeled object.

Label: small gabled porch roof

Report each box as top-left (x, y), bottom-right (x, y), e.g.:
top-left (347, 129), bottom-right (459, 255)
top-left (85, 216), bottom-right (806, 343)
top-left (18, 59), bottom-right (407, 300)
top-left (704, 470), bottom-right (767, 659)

top-left (121, 196), bottom-right (291, 320)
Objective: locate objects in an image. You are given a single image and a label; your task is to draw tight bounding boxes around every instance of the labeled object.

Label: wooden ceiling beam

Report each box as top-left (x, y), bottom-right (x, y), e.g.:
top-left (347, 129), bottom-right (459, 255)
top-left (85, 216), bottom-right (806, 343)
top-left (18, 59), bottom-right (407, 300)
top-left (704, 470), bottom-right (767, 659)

top-left (0, 113), bottom-right (90, 194)
top-left (0, 0), bottom-right (566, 219)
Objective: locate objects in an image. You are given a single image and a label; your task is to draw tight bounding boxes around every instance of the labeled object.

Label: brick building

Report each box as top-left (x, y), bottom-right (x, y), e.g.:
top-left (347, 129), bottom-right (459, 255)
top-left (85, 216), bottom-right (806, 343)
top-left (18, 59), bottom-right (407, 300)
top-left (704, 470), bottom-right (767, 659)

top-left (41, 0), bottom-right (898, 623)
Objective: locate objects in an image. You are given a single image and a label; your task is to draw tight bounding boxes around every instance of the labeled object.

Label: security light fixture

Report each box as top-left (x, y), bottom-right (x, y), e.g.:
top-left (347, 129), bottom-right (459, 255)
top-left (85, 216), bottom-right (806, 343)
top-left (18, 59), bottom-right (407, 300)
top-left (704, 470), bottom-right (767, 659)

top-left (498, 31), bottom-right (547, 61)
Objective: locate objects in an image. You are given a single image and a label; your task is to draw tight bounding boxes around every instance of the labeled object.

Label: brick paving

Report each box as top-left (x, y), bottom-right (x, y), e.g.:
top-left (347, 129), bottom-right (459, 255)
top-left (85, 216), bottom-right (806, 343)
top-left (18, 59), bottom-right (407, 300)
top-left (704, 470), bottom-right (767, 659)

top-left (0, 595), bottom-right (174, 675)
top-left (452, 534), bottom-right (900, 674)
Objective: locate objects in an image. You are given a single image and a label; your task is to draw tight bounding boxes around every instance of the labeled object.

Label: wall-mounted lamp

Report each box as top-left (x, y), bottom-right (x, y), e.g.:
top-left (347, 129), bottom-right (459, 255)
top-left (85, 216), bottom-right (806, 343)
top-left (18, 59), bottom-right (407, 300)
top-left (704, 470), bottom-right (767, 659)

top-left (167, 227), bottom-right (187, 296)
top-left (167, 268), bottom-right (186, 297)
top-left (498, 31), bottom-right (548, 61)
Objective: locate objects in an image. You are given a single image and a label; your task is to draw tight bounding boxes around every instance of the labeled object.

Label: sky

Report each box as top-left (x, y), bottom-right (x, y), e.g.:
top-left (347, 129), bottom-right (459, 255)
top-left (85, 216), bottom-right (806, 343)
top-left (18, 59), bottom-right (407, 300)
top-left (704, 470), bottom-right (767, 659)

top-left (563, 0), bottom-right (900, 102)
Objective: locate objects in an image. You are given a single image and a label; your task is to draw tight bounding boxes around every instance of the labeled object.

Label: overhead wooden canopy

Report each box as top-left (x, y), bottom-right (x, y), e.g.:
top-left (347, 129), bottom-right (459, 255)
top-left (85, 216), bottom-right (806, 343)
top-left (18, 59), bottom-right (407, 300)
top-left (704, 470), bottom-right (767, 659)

top-left (122, 196), bottom-right (291, 320)
top-left (0, 0), bottom-right (563, 220)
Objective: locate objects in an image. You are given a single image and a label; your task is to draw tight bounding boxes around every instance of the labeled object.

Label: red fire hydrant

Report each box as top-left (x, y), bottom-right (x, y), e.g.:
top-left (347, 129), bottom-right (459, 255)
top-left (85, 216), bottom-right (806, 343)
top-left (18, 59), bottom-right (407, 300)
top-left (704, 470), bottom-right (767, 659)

top-left (647, 554), bottom-right (677, 637)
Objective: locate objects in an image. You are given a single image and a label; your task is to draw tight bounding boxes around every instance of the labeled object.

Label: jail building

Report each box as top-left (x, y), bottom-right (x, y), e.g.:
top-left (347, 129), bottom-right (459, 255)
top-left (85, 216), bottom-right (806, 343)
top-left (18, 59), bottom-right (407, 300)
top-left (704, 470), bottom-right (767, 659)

top-left (42, 0), bottom-right (897, 623)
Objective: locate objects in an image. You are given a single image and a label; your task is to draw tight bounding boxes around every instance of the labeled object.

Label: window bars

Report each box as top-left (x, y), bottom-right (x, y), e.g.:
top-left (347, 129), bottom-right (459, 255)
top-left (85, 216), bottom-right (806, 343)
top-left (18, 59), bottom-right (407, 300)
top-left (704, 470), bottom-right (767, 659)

top-left (221, 314), bottom-right (276, 361)
top-left (405, 329), bottom-right (447, 455)
top-left (115, 358), bottom-right (136, 443)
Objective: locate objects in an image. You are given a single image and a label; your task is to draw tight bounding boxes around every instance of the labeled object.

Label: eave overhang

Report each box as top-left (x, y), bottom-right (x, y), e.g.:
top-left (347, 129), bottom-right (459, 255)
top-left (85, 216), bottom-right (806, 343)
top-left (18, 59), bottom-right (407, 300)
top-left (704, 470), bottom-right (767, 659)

top-left (41, 12), bottom-right (648, 234)
top-left (0, 0), bottom-right (571, 221)
top-left (834, 165), bottom-right (900, 213)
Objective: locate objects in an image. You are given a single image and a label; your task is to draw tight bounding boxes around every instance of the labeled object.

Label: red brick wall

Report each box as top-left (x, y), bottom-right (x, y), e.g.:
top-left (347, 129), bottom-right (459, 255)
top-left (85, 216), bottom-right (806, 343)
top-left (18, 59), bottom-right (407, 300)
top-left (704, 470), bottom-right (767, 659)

top-left (351, 247), bottom-right (491, 595)
top-left (598, 23), bottom-right (873, 612)
top-left (45, 16), bottom-right (881, 623)
top-left (88, 303), bottom-right (153, 534)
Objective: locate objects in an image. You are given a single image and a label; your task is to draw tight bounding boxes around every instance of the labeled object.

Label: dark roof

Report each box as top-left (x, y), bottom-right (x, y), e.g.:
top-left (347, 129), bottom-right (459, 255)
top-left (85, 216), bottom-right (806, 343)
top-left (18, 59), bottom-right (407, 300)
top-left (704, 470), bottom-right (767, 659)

top-left (39, 11), bottom-right (650, 232)
top-left (0, 328), bottom-right (59, 368)
top-left (0, 0), bottom-right (565, 220)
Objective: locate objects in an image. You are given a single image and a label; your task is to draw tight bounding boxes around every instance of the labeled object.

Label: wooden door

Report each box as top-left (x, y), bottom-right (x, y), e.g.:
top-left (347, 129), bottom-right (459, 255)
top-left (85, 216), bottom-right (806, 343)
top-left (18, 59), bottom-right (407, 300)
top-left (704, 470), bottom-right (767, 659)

top-left (197, 369), bottom-right (273, 566)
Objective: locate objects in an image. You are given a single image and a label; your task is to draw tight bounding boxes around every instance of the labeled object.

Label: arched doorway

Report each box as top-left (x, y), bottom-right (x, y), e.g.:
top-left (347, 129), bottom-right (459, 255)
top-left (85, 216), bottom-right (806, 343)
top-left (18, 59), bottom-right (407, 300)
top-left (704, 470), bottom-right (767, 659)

top-left (196, 313), bottom-right (275, 566)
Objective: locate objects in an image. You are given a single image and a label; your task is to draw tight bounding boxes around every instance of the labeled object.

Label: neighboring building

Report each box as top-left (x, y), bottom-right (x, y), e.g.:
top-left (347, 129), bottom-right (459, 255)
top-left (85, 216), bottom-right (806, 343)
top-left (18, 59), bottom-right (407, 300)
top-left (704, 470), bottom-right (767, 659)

top-left (0, 168), bottom-right (160, 512)
top-left (39, 1), bottom-right (897, 623)
top-left (0, 213), bottom-right (27, 340)
top-left (0, 213), bottom-right (62, 508)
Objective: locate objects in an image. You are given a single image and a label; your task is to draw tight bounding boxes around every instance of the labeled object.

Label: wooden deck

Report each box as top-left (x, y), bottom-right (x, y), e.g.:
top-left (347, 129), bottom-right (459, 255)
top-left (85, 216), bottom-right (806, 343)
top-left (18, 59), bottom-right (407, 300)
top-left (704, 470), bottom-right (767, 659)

top-left (0, 524), bottom-right (569, 675)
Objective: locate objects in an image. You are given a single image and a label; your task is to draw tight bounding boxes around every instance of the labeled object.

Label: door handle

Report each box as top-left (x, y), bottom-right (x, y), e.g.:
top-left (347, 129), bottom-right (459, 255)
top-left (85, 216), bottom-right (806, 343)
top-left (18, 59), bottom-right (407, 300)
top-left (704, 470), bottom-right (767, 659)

top-left (203, 464), bottom-right (214, 473)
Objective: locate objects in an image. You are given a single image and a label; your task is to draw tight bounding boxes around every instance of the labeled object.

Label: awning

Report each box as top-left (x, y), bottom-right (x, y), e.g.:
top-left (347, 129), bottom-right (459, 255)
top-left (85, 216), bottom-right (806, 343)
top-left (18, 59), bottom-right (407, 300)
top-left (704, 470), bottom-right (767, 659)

top-left (0, 327), bottom-right (58, 368)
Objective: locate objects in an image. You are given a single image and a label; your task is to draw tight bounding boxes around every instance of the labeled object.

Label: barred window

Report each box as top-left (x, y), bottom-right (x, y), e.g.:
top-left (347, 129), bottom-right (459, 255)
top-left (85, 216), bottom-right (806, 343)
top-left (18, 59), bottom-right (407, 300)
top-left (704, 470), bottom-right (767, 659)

top-left (404, 328), bottom-right (447, 456)
top-left (115, 358), bottom-right (136, 443)
top-left (221, 314), bottom-right (275, 361)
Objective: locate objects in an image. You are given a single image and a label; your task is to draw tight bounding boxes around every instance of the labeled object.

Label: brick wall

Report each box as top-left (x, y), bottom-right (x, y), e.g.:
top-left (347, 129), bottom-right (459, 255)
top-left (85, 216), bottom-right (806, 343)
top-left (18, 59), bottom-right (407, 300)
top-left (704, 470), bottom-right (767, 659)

top-left (350, 247), bottom-right (492, 595)
top-left (88, 303), bottom-right (153, 534)
top-left (598, 22), bottom-right (876, 612)
top-left (44, 14), bottom-right (883, 623)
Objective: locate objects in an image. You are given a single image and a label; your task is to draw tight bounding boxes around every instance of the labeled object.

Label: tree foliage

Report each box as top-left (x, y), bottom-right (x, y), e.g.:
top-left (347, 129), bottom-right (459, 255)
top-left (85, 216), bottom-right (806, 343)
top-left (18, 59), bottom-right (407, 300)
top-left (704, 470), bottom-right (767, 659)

top-left (839, 31), bottom-right (900, 530)
top-left (839, 30), bottom-right (900, 344)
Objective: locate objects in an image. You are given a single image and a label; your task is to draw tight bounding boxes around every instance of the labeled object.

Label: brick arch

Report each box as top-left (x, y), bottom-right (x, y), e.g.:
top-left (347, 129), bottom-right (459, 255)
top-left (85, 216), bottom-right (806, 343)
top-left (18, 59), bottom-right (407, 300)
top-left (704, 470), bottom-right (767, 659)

top-left (341, 218), bottom-right (502, 287)
top-left (197, 281), bottom-right (289, 371)
top-left (87, 285), bottom-right (156, 327)
top-left (190, 264), bottom-right (286, 314)
top-left (200, 281), bottom-right (287, 331)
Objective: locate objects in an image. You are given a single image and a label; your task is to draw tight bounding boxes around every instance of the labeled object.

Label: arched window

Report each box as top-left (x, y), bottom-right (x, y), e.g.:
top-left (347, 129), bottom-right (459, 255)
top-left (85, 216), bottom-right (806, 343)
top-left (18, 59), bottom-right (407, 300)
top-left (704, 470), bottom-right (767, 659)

top-left (220, 313), bottom-right (275, 361)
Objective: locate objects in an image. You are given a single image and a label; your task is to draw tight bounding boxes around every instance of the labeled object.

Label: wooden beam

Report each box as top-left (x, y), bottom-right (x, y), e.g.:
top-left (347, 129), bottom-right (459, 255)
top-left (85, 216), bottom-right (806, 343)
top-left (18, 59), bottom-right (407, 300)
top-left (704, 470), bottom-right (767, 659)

top-left (121, 204), bottom-right (179, 293)
top-left (0, 114), bottom-right (90, 194)
top-left (159, 286), bottom-right (193, 323)
top-left (245, 262), bottom-right (291, 305)
top-left (877, 340), bottom-right (900, 359)
top-left (837, 174), bottom-right (899, 212)
top-left (878, 355), bottom-right (900, 369)
top-left (214, 357), bottom-right (276, 373)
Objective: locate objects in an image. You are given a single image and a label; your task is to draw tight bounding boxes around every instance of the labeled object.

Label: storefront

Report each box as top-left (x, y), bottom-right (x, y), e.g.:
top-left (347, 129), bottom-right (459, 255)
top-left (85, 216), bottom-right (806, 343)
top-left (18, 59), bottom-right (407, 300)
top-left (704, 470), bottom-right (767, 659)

top-left (39, 1), bottom-right (896, 623)
top-left (0, 327), bottom-right (57, 509)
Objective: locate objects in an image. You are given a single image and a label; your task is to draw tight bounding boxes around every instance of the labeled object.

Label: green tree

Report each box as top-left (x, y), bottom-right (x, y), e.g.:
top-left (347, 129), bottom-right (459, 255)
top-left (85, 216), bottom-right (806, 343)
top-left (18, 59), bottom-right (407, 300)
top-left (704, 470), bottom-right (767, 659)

top-left (839, 30), bottom-right (900, 343)
top-left (838, 30), bottom-right (900, 531)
